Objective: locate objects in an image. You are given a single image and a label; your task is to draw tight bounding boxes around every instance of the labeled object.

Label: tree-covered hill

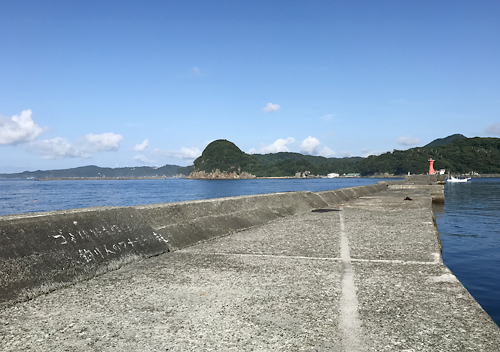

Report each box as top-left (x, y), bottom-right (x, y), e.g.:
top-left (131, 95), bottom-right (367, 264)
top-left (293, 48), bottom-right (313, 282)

top-left (251, 153), bottom-right (361, 177)
top-left (193, 139), bottom-right (258, 173)
top-left (189, 139), bottom-right (362, 177)
top-left (358, 137), bottom-right (500, 175)
top-left (191, 140), bottom-right (363, 177)
top-left (194, 136), bottom-right (500, 177)
top-left (424, 134), bottom-right (467, 147)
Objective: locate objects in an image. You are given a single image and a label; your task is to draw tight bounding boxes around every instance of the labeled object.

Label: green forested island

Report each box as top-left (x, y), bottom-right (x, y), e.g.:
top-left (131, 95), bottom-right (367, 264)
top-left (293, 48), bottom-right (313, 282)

top-left (2, 134), bottom-right (500, 179)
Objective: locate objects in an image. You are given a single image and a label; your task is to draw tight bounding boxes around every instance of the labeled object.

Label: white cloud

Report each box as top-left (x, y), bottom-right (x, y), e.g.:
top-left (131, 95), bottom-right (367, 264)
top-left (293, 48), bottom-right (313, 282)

top-left (84, 133), bottom-right (123, 152)
top-left (152, 146), bottom-right (202, 160)
top-left (0, 109), bottom-right (45, 145)
top-left (133, 139), bottom-right (149, 151)
top-left (133, 155), bottom-right (155, 164)
top-left (300, 136), bottom-right (321, 155)
top-left (255, 138), bottom-right (295, 154)
top-left (28, 137), bottom-right (89, 159)
top-left (298, 136), bottom-right (338, 157)
top-left (396, 135), bottom-right (420, 146)
top-left (486, 123), bottom-right (500, 136)
top-left (319, 146), bottom-right (336, 158)
top-left (192, 67), bottom-right (201, 75)
top-left (262, 102), bottom-right (281, 113)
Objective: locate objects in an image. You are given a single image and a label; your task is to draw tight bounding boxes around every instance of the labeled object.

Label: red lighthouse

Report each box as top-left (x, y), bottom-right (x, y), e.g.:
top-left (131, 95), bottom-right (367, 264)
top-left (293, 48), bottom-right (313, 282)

top-left (428, 158), bottom-right (435, 175)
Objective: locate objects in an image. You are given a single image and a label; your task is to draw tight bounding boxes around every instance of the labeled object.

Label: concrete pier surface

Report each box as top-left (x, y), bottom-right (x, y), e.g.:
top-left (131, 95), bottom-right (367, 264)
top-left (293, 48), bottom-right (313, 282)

top-left (2, 186), bottom-right (500, 351)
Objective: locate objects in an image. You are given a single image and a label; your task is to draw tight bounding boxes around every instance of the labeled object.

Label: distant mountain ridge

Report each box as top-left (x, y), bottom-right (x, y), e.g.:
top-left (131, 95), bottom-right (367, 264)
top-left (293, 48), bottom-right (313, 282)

top-left (0, 164), bottom-right (194, 179)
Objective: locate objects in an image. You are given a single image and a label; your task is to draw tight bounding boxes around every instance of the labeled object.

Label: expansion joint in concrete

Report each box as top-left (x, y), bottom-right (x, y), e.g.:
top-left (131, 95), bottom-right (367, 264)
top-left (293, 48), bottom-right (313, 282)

top-left (198, 252), bottom-right (441, 266)
top-left (338, 207), bottom-right (366, 351)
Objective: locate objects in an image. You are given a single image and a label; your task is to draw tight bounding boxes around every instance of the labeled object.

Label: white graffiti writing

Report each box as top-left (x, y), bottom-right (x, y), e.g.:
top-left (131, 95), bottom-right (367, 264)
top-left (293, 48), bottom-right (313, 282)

top-left (78, 238), bottom-right (141, 263)
top-left (51, 223), bottom-right (169, 264)
top-left (153, 231), bottom-right (169, 244)
top-left (52, 234), bottom-right (67, 245)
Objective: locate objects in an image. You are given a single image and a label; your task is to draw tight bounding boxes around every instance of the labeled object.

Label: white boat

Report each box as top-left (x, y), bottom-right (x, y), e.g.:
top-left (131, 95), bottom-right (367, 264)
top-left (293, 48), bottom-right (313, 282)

top-left (446, 175), bottom-right (471, 183)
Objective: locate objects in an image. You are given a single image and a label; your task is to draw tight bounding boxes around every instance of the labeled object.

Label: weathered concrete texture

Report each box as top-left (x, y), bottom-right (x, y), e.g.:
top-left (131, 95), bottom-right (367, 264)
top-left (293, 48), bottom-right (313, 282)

top-left (389, 184), bottom-right (445, 204)
top-left (133, 191), bottom-right (328, 251)
top-left (133, 183), bottom-right (393, 252)
top-left (0, 182), bottom-right (392, 307)
top-left (0, 207), bottom-right (169, 305)
top-left (1, 184), bottom-right (499, 351)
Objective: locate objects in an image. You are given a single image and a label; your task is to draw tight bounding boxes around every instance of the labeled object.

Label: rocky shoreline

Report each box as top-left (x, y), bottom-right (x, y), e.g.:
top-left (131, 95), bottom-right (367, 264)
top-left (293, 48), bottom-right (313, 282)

top-left (186, 170), bottom-right (256, 180)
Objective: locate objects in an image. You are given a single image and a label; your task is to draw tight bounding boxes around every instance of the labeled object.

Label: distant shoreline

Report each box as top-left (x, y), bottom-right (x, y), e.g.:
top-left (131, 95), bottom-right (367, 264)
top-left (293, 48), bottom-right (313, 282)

top-left (3, 174), bottom-right (499, 181)
top-left (35, 176), bottom-right (175, 181)
top-left (33, 175), bottom-right (399, 181)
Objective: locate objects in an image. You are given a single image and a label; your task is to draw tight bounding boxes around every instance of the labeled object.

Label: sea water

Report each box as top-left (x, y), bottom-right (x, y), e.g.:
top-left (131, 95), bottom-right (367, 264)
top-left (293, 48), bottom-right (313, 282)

top-left (434, 178), bottom-right (500, 327)
top-left (0, 178), bottom-right (388, 216)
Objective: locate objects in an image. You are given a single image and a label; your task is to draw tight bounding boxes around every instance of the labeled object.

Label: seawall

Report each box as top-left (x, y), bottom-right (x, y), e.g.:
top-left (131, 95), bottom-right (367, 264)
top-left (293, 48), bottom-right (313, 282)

top-left (0, 181), bottom-right (392, 306)
top-left (3, 177), bottom-right (500, 351)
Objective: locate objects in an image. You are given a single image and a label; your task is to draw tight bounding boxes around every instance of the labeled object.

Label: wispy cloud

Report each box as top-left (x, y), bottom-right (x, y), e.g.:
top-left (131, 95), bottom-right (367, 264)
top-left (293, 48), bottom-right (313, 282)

top-left (27, 132), bottom-right (123, 160)
top-left (0, 109), bottom-right (45, 145)
top-left (486, 123), bottom-right (500, 136)
top-left (133, 155), bottom-right (155, 165)
top-left (152, 146), bottom-right (202, 160)
top-left (249, 138), bottom-right (295, 154)
top-left (28, 137), bottom-right (90, 159)
top-left (396, 135), bottom-right (420, 146)
top-left (133, 139), bottom-right (149, 152)
top-left (262, 103), bottom-right (281, 113)
top-left (192, 66), bottom-right (201, 75)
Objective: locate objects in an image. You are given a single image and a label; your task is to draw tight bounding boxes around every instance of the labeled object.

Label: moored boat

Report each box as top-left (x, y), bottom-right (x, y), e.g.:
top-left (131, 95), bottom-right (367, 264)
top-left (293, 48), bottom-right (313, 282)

top-left (447, 175), bottom-right (471, 183)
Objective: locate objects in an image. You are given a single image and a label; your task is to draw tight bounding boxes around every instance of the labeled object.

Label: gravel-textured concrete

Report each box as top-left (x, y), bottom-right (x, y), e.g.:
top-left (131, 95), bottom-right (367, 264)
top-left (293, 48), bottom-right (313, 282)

top-left (1, 185), bottom-right (499, 351)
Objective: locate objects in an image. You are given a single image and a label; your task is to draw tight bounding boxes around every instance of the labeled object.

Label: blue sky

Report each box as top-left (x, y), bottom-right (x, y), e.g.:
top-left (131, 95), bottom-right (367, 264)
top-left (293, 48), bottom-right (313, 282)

top-left (1, 1), bottom-right (499, 173)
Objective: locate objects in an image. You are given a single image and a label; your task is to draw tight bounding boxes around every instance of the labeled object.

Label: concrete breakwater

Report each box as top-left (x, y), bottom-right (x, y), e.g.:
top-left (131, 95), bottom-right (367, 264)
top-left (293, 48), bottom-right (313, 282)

top-left (3, 177), bottom-right (500, 351)
top-left (0, 181), bottom-right (391, 306)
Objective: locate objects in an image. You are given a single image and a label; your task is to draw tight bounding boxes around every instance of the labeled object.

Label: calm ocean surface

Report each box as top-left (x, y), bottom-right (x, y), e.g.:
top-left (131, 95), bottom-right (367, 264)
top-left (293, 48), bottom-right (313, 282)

top-left (1, 177), bottom-right (499, 326)
top-left (434, 177), bottom-right (500, 327)
top-left (0, 178), bottom-right (388, 216)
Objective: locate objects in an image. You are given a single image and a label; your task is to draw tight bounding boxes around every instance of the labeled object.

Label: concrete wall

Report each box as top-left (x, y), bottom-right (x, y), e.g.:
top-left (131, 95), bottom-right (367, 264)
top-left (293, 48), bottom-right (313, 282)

top-left (0, 181), bottom-right (393, 306)
top-left (405, 174), bottom-right (446, 184)
top-left (0, 207), bottom-right (170, 305)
